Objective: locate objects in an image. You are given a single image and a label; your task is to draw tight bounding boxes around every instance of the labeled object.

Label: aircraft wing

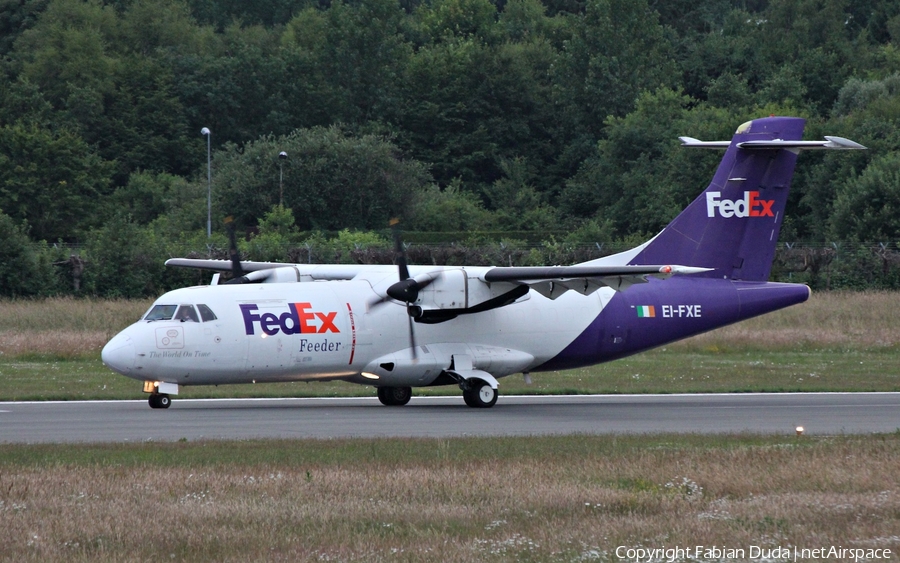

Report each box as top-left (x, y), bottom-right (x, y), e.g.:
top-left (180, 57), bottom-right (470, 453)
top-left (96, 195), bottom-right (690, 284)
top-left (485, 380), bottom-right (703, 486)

top-left (166, 258), bottom-right (710, 298)
top-left (167, 258), bottom-right (288, 272)
top-left (164, 258), bottom-right (362, 280)
top-left (481, 264), bottom-right (710, 299)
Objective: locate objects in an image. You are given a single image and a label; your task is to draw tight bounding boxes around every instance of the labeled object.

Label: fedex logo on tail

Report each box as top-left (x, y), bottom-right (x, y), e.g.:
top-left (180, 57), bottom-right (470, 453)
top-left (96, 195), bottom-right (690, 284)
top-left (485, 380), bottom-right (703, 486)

top-left (240, 303), bottom-right (339, 336)
top-left (706, 191), bottom-right (775, 218)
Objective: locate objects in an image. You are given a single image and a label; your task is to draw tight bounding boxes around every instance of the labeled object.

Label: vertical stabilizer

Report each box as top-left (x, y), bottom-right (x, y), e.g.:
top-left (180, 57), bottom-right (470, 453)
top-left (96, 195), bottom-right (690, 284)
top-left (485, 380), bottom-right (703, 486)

top-left (630, 116), bottom-right (805, 281)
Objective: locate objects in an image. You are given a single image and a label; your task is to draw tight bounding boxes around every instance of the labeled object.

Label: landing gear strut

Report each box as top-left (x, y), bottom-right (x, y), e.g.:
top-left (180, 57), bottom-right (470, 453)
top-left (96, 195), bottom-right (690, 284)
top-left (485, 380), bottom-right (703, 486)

top-left (148, 393), bottom-right (171, 409)
top-left (377, 386), bottom-right (412, 406)
top-left (462, 380), bottom-right (498, 408)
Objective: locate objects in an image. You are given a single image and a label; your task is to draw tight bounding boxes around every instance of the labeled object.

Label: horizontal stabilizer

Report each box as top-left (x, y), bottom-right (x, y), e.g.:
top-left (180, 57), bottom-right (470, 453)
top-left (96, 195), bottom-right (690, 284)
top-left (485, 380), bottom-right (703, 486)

top-left (680, 135), bottom-right (866, 151)
top-left (678, 137), bottom-right (730, 148)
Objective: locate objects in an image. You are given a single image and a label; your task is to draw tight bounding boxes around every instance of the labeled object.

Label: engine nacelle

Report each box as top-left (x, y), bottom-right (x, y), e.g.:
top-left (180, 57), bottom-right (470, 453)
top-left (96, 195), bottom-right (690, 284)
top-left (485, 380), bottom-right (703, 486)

top-left (415, 268), bottom-right (526, 312)
top-left (262, 266), bottom-right (303, 283)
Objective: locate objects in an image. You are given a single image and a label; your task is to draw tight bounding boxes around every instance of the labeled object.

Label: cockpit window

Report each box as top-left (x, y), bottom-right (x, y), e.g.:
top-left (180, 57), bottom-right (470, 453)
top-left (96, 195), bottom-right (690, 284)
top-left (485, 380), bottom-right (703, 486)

top-left (174, 304), bottom-right (200, 322)
top-left (197, 304), bottom-right (217, 322)
top-left (144, 304), bottom-right (177, 321)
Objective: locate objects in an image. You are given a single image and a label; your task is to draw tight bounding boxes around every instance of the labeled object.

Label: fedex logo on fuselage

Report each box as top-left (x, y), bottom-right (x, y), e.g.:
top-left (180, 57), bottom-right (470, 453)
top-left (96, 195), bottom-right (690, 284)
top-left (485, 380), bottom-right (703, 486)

top-left (240, 303), bottom-right (339, 336)
top-left (706, 191), bottom-right (775, 218)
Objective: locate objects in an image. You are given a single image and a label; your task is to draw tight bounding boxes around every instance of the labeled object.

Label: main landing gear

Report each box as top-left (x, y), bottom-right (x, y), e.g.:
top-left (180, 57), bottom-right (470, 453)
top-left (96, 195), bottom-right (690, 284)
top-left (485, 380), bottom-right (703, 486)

top-left (148, 393), bottom-right (171, 409)
top-left (376, 380), bottom-right (499, 408)
top-left (377, 386), bottom-right (412, 406)
top-left (462, 379), bottom-right (498, 408)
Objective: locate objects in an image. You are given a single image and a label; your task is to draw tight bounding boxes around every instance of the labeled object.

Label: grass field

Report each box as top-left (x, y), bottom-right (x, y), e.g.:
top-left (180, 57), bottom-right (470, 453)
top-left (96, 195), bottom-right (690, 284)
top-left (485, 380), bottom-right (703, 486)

top-left (1, 296), bottom-right (899, 562)
top-left (1, 433), bottom-right (898, 562)
top-left (1, 292), bottom-right (898, 400)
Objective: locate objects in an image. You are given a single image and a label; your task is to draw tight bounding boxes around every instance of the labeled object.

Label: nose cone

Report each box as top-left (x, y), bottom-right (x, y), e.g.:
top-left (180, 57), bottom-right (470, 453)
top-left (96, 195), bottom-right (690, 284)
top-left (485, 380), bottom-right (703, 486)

top-left (102, 333), bottom-right (135, 375)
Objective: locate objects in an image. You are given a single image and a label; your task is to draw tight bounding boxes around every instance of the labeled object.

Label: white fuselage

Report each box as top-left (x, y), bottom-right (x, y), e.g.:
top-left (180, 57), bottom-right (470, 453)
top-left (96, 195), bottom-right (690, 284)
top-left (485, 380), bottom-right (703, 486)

top-left (102, 266), bottom-right (610, 389)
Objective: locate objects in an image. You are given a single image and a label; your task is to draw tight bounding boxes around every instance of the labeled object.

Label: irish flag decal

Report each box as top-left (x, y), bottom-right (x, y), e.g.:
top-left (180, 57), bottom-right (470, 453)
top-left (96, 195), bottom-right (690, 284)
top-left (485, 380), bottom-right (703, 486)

top-left (636, 305), bottom-right (656, 318)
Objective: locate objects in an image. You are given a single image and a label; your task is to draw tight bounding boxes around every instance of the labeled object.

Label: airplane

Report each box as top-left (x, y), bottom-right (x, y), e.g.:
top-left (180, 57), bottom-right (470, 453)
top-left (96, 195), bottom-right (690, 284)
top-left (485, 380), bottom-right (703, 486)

top-left (101, 116), bottom-right (865, 409)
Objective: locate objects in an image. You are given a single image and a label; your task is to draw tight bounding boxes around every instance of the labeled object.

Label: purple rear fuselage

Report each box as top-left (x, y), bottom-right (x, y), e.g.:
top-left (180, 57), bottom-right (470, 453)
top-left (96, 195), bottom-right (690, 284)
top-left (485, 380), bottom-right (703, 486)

top-left (536, 278), bottom-right (809, 371)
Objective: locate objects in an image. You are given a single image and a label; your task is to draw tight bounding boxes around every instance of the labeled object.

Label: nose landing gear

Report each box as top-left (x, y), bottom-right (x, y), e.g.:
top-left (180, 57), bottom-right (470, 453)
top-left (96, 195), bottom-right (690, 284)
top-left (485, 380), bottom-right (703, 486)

top-left (143, 381), bottom-right (178, 409)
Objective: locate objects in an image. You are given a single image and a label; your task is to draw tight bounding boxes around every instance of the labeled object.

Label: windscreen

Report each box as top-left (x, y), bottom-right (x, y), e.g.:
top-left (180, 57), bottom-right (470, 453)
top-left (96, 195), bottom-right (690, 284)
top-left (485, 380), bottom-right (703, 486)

top-left (144, 304), bottom-right (177, 321)
top-left (174, 305), bottom-right (199, 322)
top-left (197, 304), bottom-right (218, 322)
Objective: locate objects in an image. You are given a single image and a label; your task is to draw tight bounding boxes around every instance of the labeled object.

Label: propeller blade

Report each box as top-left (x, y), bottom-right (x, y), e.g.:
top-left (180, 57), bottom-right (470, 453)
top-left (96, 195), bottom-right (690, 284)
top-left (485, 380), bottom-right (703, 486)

top-left (382, 218), bottom-right (432, 360)
top-left (368, 294), bottom-right (391, 309)
top-left (224, 217), bottom-right (244, 279)
top-left (407, 315), bottom-right (417, 361)
top-left (390, 218), bottom-right (410, 281)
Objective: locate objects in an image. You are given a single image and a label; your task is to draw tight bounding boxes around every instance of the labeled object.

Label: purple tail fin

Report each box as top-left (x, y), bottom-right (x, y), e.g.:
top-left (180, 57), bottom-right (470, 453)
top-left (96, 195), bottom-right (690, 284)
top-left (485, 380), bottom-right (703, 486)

top-left (630, 116), bottom-right (805, 281)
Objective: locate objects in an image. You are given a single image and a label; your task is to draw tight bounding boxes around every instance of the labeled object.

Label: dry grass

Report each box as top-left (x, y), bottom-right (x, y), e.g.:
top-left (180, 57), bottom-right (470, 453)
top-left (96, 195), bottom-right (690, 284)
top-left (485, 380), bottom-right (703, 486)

top-left (0, 330), bottom-right (113, 359)
top-left (0, 434), bottom-right (898, 562)
top-left (679, 290), bottom-right (900, 351)
top-left (0, 298), bottom-right (150, 359)
top-left (0, 297), bottom-right (150, 332)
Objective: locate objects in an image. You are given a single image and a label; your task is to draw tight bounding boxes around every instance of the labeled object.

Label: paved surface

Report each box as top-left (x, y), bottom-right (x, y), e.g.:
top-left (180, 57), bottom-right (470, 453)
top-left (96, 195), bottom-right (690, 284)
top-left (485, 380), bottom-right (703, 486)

top-left (1, 393), bottom-right (899, 443)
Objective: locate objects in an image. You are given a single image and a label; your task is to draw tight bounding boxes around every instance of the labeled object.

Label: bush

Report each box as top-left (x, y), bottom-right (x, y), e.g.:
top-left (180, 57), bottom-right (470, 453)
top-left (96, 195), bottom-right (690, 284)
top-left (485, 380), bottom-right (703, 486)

top-left (0, 211), bottom-right (60, 297)
top-left (81, 214), bottom-right (169, 298)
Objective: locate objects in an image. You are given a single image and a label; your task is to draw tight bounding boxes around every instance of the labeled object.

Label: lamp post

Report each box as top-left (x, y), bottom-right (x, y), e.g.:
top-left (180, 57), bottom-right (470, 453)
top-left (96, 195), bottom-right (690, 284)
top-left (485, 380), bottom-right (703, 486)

top-left (201, 127), bottom-right (211, 238)
top-left (278, 151), bottom-right (287, 207)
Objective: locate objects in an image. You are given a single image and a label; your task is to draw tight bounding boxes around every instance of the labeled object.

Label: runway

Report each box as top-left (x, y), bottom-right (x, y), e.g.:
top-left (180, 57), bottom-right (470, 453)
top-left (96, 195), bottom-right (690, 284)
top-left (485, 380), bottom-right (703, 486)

top-left (1, 393), bottom-right (899, 443)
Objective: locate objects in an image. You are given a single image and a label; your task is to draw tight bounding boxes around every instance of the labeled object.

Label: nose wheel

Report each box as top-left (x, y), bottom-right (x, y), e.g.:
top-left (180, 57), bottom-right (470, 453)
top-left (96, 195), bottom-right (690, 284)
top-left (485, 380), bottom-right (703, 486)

top-left (148, 394), bottom-right (171, 409)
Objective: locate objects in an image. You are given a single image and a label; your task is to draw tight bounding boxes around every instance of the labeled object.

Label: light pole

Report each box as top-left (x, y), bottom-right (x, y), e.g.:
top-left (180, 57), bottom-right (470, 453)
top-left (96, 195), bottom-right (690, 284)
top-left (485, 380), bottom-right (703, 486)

top-left (201, 127), bottom-right (211, 238)
top-left (278, 151), bottom-right (287, 207)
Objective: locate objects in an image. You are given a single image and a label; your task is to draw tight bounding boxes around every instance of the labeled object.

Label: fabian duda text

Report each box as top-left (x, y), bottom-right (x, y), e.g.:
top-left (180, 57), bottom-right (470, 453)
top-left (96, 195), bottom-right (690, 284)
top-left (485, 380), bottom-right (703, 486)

top-left (615, 545), bottom-right (892, 562)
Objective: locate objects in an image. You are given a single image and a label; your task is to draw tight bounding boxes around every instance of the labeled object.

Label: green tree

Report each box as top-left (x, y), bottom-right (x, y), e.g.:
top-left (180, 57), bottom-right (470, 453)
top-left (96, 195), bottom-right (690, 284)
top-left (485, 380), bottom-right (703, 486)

top-left (559, 89), bottom-right (736, 236)
top-left (278, 0), bottom-right (411, 128)
top-left (213, 126), bottom-right (432, 231)
top-left (0, 0), bottom-right (50, 57)
top-left (0, 123), bottom-right (113, 240)
top-left (172, 24), bottom-right (297, 146)
top-left (12, 0), bottom-right (119, 107)
top-left (0, 210), bottom-right (59, 297)
top-left (258, 204), bottom-right (298, 237)
top-left (0, 75), bottom-right (55, 127)
top-left (484, 157), bottom-right (558, 230)
top-left (554, 0), bottom-right (678, 130)
top-left (81, 214), bottom-right (168, 297)
top-left (395, 37), bottom-right (560, 196)
top-left (109, 171), bottom-right (192, 226)
top-left (830, 153), bottom-right (900, 242)
top-left (792, 75), bottom-right (900, 240)
top-left (414, 0), bottom-right (500, 44)
top-left (12, 0), bottom-right (197, 182)
top-left (408, 179), bottom-right (493, 231)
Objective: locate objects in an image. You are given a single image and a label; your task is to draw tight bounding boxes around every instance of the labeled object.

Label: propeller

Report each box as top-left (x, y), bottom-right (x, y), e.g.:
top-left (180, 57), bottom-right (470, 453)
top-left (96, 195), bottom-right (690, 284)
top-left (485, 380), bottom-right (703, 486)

top-left (224, 216), bottom-right (245, 282)
top-left (369, 219), bottom-right (440, 359)
top-left (222, 216), bottom-right (288, 285)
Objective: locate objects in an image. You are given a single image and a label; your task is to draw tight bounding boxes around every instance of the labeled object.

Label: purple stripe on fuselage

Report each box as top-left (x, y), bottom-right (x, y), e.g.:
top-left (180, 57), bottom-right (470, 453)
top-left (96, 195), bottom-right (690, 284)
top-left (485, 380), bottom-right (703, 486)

top-left (533, 278), bottom-right (809, 372)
